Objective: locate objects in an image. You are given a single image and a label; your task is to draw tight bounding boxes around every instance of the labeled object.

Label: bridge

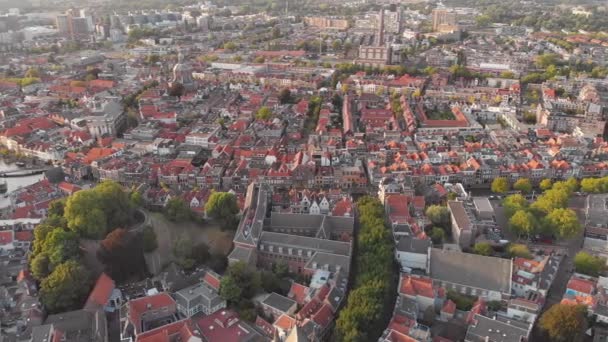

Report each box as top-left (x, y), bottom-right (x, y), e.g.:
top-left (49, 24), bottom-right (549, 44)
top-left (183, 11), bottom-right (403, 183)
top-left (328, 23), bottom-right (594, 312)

top-left (0, 168), bottom-right (50, 178)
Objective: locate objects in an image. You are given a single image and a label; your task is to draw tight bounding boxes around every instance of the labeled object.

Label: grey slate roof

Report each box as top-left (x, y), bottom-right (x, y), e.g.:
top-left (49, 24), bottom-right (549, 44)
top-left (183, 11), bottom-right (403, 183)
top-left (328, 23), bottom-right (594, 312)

top-left (228, 245), bottom-right (255, 263)
top-left (260, 232), bottom-right (351, 256)
top-left (262, 293), bottom-right (296, 313)
top-left (396, 235), bottom-right (432, 254)
top-left (175, 282), bottom-right (224, 312)
top-left (304, 252), bottom-right (351, 273)
top-left (430, 248), bottom-right (512, 294)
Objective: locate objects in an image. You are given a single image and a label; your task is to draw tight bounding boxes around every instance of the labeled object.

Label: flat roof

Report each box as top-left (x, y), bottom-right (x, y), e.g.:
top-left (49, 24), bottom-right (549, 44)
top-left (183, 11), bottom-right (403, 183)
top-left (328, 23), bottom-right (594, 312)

top-left (473, 197), bottom-right (494, 213)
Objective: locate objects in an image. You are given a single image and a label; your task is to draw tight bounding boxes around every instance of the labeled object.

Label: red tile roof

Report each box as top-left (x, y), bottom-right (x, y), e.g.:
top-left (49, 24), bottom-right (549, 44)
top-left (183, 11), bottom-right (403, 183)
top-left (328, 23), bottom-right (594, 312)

top-left (399, 275), bottom-right (435, 299)
top-left (129, 293), bottom-right (176, 334)
top-left (203, 272), bottom-right (221, 291)
top-left (14, 230), bottom-right (33, 241)
top-left (566, 277), bottom-right (595, 295)
top-left (85, 273), bottom-right (115, 311)
top-left (288, 282), bottom-right (309, 305)
top-left (0, 230), bottom-right (13, 245)
top-left (311, 303), bottom-right (334, 328)
top-left (136, 319), bottom-right (200, 342)
top-left (442, 300), bottom-right (456, 314)
top-left (197, 310), bottom-right (256, 342)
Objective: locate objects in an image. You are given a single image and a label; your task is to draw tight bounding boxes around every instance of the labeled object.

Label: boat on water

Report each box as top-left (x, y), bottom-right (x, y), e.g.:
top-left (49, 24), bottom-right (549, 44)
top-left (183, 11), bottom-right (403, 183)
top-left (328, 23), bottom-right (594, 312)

top-left (0, 181), bottom-right (7, 194)
top-left (15, 161), bottom-right (26, 167)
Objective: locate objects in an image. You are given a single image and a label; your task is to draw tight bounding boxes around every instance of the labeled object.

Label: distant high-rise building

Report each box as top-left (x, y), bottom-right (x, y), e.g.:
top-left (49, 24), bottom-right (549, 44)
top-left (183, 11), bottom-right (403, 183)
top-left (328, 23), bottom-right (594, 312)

top-left (56, 14), bottom-right (72, 36)
top-left (56, 10), bottom-right (91, 40)
top-left (432, 8), bottom-right (458, 32)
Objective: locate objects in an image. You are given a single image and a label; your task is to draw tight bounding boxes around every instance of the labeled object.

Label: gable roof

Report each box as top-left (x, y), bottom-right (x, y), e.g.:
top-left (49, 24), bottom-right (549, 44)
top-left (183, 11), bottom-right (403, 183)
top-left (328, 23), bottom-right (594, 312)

top-left (430, 248), bottom-right (512, 294)
top-left (84, 273), bottom-right (115, 312)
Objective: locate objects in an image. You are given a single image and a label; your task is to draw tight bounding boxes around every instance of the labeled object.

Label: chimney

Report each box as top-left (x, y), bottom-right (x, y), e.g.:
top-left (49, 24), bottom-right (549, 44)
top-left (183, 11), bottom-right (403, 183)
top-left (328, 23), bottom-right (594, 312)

top-left (378, 8), bottom-right (385, 47)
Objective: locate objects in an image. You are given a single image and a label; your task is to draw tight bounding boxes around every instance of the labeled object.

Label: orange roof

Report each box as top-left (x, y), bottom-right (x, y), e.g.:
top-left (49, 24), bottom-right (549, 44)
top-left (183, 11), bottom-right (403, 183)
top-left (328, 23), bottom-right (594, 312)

top-left (288, 282), bottom-right (309, 305)
top-left (442, 300), bottom-right (456, 314)
top-left (567, 277), bottom-right (595, 295)
top-left (273, 314), bottom-right (295, 331)
top-left (85, 273), bottom-right (115, 310)
top-left (84, 148), bottom-right (115, 164)
top-left (203, 272), bottom-right (220, 290)
top-left (399, 275), bottom-right (435, 299)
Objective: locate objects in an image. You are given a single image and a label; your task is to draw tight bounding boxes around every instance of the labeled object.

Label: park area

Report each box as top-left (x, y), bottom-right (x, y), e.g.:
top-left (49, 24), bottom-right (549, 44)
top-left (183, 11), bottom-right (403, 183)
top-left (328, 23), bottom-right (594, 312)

top-left (144, 211), bottom-right (234, 275)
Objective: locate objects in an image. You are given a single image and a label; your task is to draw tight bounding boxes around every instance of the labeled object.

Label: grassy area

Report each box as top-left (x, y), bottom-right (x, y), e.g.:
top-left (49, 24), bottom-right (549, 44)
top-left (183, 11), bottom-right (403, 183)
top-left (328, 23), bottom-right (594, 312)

top-left (145, 212), bottom-right (234, 274)
top-left (426, 106), bottom-right (456, 120)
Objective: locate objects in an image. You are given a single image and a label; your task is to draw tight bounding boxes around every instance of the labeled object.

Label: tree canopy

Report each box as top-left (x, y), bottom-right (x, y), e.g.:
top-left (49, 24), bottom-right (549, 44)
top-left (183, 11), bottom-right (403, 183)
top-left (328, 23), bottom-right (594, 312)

top-left (542, 208), bottom-right (581, 240)
top-left (205, 191), bottom-right (239, 229)
top-left (164, 197), bottom-right (193, 222)
top-left (473, 242), bottom-right (493, 256)
top-left (539, 179), bottom-right (553, 191)
top-left (539, 304), bottom-right (586, 342)
top-left (513, 178), bottom-right (532, 194)
top-left (491, 177), bottom-right (509, 193)
top-left (220, 261), bottom-right (261, 303)
top-left (509, 209), bottom-right (538, 238)
top-left (335, 196), bottom-right (396, 341)
top-left (574, 251), bottom-right (605, 277)
top-left (255, 106), bottom-right (273, 121)
top-left (97, 228), bottom-right (146, 283)
top-left (425, 205), bottom-right (450, 228)
top-left (503, 194), bottom-right (528, 219)
top-left (64, 181), bottom-right (133, 239)
top-left (508, 244), bottom-right (533, 259)
top-left (40, 260), bottom-right (92, 313)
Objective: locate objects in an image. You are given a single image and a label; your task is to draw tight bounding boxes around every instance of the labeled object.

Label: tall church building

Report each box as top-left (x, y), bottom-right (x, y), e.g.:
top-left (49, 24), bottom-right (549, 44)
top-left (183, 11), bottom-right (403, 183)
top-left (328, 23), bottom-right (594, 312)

top-left (355, 8), bottom-right (392, 68)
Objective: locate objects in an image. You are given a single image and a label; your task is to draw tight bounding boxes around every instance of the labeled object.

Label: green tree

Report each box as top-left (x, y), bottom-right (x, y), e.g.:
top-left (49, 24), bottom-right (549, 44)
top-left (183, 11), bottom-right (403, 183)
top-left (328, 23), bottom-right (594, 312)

top-left (491, 177), bottom-right (509, 194)
top-left (503, 194), bottom-right (528, 218)
top-left (543, 208), bottom-right (581, 239)
top-left (223, 41), bottom-right (237, 51)
top-left (25, 68), bottom-right (40, 78)
top-left (48, 198), bottom-right (66, 217)
top-left (425, 205), bottom-right (450, 228)
top-left (130, 191), bottom-right (142, 207)
top-left (31, 253), bottom-right (51, 280)
top-left (278, 88), bottom-right (292, 104)
top-left (173, 234), bottom-right (195, 270)
top-left (64, 181), bottom-right (132, 239)
top-left (64, 190), bottom-right (107, 238)
top-left (540, 179), bottom-right (553, 191)
top-left (40, 260), bottom-right (91, 313)
top-left (205, 192), bottom-right (239, 229)
top-left (574, 252), bottom-right (605, 276)
top-left (513, 178), bottom-right (532, 194)
top-left (164, 198), bottom-right (192, 222)
top-left (508, 244), bottom-right (533, 259)
top-left (473, 242), bottom-right (493, 256)
top-left (142, 226), bottom-right (158, 252)
top-left (222, 261), bottom-right (261, 299)
top-left (219, 275), bottom-right (242, 303)
top-left (509, 209), bottom-right (538, 238)
top-left (168, 82), bottom-right (185, 98)
top-left (539, 304), bottom-right (586, 342)
top-left (255, 106), bottom-right (273, 120)
top-left (43, 228), bottom-right (80, 268)
top-left (531, 189), bottom-right (569, 214)
top-left (430, 227), bottom-right (445, 244)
